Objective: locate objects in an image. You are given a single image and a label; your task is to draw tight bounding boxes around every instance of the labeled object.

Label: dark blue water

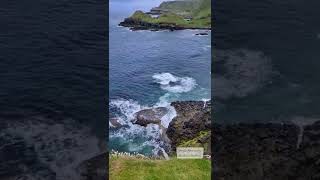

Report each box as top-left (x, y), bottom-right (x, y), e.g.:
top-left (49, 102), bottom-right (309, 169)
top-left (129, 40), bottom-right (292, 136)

top-left (0, 0), bottom-right (108, 136)
top-left (213, 0), bottom-right (320, 124)
top-left (0, 0), bottom-right (108, 179)
top-left (109, 0), bottom-right (211, 154)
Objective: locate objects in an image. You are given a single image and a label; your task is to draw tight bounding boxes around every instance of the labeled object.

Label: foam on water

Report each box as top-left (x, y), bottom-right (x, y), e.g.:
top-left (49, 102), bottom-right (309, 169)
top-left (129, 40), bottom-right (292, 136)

top-left (152, 72), bottom-right (197, 93)
top-left (109, 98), bottom-right (175, 155)
top-left (109, 73), bottom-right (199, 155)
top-left (109, 72), bottom-right (209, 155)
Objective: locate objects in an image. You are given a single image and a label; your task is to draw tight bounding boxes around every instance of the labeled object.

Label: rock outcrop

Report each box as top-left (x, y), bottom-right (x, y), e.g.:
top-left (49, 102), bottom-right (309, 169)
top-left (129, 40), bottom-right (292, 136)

top-left (132, 107), bottom-right (168, 127)
top-left (78, 152), bottom-right (107, 180)
top-left (166, 101), bottom-right (211, 152)
top-left (213, 122), bottom-right (320, 180)
top-left (119, 18), bottom-right (186, 31)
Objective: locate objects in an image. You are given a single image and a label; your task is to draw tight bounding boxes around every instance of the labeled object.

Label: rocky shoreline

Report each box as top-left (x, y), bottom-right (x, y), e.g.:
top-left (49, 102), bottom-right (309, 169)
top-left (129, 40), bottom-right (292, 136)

top-left (167, 101), bottom-right (211, 153)
top-left (128, 100), bottom-right (212, 156)
top-left (82, 104), bottom-right (320, 179)
top-left (118, 0), bottom-right (211, 31)
top-left (128, 100), bottom-right (320, 179)
top-left (119, 18), bottom-right (211, 31)
top-left (213, 121), bottom-right (320, 179)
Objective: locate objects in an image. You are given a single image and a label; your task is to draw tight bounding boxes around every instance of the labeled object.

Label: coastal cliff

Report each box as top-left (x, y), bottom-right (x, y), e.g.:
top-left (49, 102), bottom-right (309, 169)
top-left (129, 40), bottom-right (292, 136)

top-left (130, 100), bottom-right (211, 155)
top-left (130, 100), bottom-right (320, 179)
top-left (167, 101), bottom-right (211, 154)
top-left (119, 0), bottom-right (211, 31)
top-left (213, 121), bottom-right (320, 179)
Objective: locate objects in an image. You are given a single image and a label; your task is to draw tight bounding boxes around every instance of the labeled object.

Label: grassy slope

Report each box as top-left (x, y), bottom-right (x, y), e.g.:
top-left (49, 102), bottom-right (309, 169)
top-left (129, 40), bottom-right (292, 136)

top-left (129, 0), bottom-right (211, 29)
top-left (190, 0), bottom-right (211, 27)
top-left (109, 157), bottom-right (211, 180)
top-left (157, 1), bottom-right (197, 16)
top-left (131, 11), bottom-right (188, 25)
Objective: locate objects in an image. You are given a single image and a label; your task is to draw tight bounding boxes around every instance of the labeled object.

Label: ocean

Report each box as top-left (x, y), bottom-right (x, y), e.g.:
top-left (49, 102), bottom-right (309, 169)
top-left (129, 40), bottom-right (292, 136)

top-left (109, 0), bottom-right (211, 155)
top-left (0, 0), bottom-right (108, 179)
top-left (213, 0), bottom-right (320, 124)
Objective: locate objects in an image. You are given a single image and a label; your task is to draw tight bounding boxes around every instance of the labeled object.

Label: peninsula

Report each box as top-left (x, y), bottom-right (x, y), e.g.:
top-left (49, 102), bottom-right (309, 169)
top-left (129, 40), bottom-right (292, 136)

top-left (119, 0), bottom-right (211, 31)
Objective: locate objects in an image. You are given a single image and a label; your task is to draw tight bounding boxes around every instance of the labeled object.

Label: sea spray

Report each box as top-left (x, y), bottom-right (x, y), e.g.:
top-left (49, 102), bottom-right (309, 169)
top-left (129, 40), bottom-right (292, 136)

top-left (109, 98), bottom-right (176, 155)
top-left (202, 98), bottom-right (210, 109)
top-left (152, 73), bottom-right (197, 93)
top-left (109, 73), bottom-right (208, 156)
top-left (291, 116), bottom-right (319, 149)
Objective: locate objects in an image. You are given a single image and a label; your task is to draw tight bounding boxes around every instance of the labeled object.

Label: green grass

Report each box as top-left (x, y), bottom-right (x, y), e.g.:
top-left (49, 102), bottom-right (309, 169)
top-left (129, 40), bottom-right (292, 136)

top-left (109, 157), bottom-right (211, 180)
top-left (131, 11), bottom-right (189, 25)
top-left (130, 11), bottom-right (210, 29)
top-left (128, 0), bottom-right (211, 29)
top-left (179, 131), bottom-right (211, 153)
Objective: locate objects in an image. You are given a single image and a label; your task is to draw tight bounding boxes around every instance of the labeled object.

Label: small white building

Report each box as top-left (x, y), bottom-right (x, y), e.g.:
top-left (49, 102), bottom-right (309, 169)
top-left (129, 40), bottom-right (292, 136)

top-left (151, 14), bottom-right (160, 18)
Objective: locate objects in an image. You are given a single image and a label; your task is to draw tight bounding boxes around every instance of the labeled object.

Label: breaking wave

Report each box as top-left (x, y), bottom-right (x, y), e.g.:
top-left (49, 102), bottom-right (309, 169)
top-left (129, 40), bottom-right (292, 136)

top-left (109, 72), bottom-right (202, 155)
top-left (152, 73), bottom-right (197, 93)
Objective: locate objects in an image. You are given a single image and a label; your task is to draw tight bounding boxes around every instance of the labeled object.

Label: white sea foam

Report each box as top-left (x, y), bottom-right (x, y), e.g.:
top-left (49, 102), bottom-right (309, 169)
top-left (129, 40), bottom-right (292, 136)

top-left (152, 72), bottom-right (197, 93)
top-left (110, 73), bottom-right (201, 155)
top-left (109, 97), bottom-right (176, 155)
top-left (160, 105), bottom-right (177, 128)
top-left (202, 45), bottom-right (211, 51)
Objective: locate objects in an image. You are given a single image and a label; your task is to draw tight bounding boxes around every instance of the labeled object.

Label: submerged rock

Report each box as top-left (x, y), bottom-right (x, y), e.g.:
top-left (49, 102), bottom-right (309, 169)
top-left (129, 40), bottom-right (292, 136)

top-left (195, 32), bottom-right (209, 36)
top-left (109, 117), bottom-right (122, 128)
top-left (133, 107), bottom-right (169, 127)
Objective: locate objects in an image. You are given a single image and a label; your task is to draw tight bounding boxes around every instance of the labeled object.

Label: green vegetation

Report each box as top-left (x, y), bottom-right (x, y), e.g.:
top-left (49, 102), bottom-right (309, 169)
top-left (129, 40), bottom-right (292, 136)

top-left (131, 11), bottom-right (188, 25)
top-left (157, 1), bottom-right (197, 16)
top-left (192, 0), bottom-right (211, 26)
top-left (179, 131), bottom-right (211, 153)
top-left (126, 0), bottom-right (211, 29)
top-left (109, 156), bottom-right (211, 180)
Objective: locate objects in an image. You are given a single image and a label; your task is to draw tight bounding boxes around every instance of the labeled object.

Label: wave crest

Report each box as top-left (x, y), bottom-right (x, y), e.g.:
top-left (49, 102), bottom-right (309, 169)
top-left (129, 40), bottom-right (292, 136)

top-left (152, 73), bottom-right (197, 93)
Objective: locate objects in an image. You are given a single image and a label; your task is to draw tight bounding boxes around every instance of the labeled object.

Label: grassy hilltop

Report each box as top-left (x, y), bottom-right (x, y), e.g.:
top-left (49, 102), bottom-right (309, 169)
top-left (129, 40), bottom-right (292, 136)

top-left (119, 0), bottom-right (211, 30)
top-left (109, 156), bottom-right (211, 180)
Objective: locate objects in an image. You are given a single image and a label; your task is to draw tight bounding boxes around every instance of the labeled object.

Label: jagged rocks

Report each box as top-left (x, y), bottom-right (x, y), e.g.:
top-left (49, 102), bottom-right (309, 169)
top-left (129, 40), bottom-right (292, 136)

top-left (119, 18), bottom-right (184, 31)
top-left (132, 107), bottom-right (169, 127)
top-left (109, 117), bottom-right (122, 128)
top-left (78, 152), bottom-right (107, 180)
top-left (213, 122), bottom-right (320, 180)
top-left (167, 101), bottom-right (211, 151)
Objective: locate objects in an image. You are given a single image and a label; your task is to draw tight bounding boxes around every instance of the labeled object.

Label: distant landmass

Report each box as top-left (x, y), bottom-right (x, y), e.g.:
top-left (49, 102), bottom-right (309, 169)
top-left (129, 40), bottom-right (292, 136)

top-left (119, 0), bottom-right (211, 31)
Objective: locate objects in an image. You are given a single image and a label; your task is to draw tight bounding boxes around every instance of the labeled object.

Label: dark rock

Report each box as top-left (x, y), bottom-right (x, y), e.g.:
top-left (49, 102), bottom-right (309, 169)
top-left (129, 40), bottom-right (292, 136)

top-left (195, 32), bottom-right (209, 36)
top-left (167, 101), bottom-right (211, 151)
top-left (133, 107), bottom-right (168, 127)
top-left (212, 121), bottom-right (320, 180)
top-left (119, 18), bottom-right (186, 31)
top-left (78, 152), bottom-right (107, 180)
top-left (119, 17), bottom-right (210, 31)
top-left (109, 117), bottom-right (122, 128)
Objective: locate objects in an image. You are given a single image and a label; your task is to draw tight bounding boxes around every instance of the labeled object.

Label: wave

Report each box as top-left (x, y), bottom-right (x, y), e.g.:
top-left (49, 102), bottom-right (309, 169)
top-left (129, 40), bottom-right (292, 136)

top-left (109, 98), bottom-right (176, 155)
top-left (152, 72), bottom-right (197, 93)
top-left (109, 73), bottom-right (201, 155)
